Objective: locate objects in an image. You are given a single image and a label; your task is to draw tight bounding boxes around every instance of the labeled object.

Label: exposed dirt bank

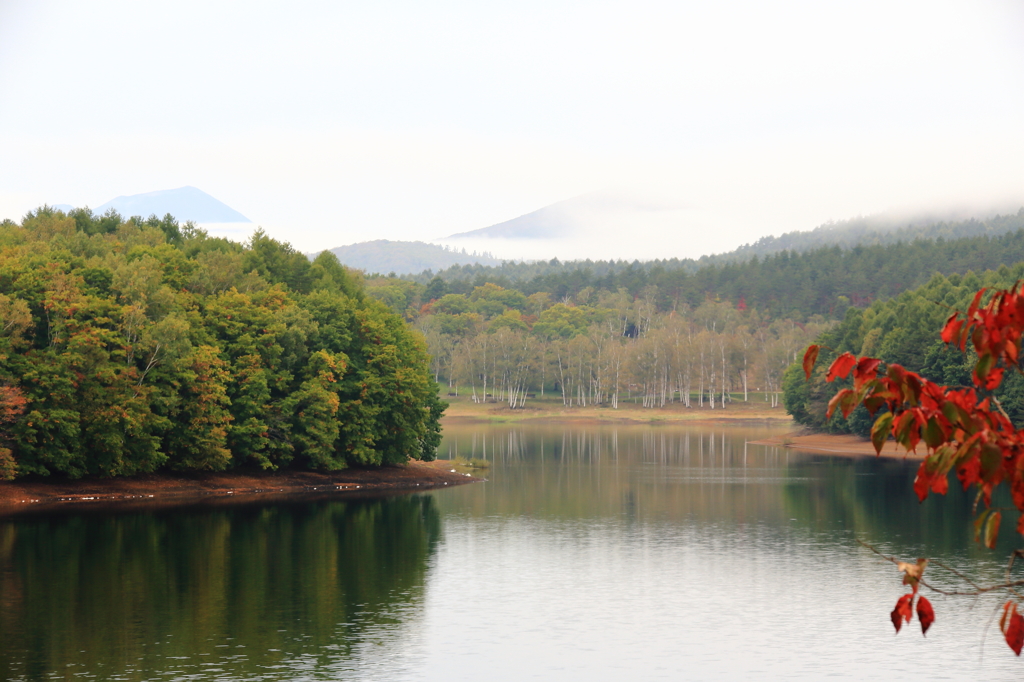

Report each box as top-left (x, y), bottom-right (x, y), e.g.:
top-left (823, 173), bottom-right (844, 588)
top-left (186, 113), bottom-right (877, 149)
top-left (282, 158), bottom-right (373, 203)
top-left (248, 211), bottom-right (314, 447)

top-left (0, 460), bottom-right (481, 517)
top-left (441, 396), bottom-right (793, 426)
top-left (749, 431), bottom-right (924, 460)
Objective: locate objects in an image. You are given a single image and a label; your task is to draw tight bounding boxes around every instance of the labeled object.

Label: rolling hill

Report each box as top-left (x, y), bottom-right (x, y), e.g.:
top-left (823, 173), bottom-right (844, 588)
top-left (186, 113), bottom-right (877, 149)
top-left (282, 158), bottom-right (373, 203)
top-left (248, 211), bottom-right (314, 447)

top-left (325, 240), bottom-right (502, 275)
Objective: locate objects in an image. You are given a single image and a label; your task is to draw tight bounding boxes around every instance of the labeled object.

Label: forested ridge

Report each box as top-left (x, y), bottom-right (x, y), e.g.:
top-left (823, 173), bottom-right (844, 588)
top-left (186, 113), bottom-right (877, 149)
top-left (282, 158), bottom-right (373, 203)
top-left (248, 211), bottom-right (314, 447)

top-left (723, 208), bottom-right (1024, 262)
top-left (327, 212), bottom-right (1024, 415)
top-left (0, 207), bottom-right (444, 480)
top-left (372, 209), bottom-right (1024, 320)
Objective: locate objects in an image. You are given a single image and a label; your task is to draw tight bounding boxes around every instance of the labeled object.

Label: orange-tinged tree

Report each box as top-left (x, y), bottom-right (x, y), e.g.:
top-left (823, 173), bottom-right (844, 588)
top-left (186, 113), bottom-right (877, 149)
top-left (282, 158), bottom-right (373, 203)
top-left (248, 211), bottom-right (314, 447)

top-left (804, 282), bottom-right (1024, 653)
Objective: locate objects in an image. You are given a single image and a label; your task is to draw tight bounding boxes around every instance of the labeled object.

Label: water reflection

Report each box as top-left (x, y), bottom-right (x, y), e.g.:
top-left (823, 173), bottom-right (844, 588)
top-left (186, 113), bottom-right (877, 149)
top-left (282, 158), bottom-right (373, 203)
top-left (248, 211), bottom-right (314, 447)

top-left (439, 422), bottom-right (1005, 559)
top-left (2, 424), bottom-right (1022, 680)
top-left (428, 423), bottom-right (1020, 679)
top-left (0, 495), bottom-right (440, 681)
top-left (439, 423), bottom-right (818, 524)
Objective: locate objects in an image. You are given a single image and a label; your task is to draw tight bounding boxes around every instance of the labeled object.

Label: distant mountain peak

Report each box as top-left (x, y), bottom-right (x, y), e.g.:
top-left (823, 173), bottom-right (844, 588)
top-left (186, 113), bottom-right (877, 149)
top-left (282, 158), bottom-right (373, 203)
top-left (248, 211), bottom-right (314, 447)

top-left (445, 195), bottom-right (596, 241)
top-left (443, 191), bottom-right (686, 243)
top-left (325, 240), bottom-right (502, 275)
top-left (93, 186), bottom-right (250, 223)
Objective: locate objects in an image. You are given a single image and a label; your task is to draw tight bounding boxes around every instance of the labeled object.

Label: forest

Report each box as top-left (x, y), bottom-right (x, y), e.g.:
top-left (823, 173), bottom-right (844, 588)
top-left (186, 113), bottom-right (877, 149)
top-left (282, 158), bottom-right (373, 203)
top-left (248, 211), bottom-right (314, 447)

top-left (360, 211), bottom-right (1024, 321)
top-left (0, 207), bottom-right (445, 480)
top-left (412, 285), bottom-right (827, 411)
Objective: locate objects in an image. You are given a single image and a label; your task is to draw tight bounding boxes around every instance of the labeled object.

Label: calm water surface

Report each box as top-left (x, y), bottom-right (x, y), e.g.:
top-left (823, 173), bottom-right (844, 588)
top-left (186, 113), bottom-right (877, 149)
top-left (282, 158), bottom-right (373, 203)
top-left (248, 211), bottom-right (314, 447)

top-left (2, 422), bottom-right (1022, 680)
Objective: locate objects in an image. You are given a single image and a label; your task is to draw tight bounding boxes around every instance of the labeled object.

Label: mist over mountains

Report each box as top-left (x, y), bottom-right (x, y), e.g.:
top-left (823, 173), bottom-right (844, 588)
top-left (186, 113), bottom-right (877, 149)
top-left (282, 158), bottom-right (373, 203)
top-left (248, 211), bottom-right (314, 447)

top-left (723, 207), bottom-right (1024, 262)
top-left (51, 187), bottom-right (1024, 279)
top-left (325, 240), bottom-right (500, 275)
top-left (435, 192), bottom-right (696, 261)
top-left (328, 194), bottom-right (1024, 276)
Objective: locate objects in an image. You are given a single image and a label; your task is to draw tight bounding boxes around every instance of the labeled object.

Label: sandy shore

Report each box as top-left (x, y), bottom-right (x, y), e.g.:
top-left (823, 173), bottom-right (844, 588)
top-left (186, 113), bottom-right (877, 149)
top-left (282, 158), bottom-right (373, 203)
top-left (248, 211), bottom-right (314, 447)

top-left (749, 431), bottom-right (924, 459)
top-left (0, 460), bottom-right (482, 516)
top-left (441, 396), bottom-right (793, 425)
top-left (441, 397), bottom-right (922, 460)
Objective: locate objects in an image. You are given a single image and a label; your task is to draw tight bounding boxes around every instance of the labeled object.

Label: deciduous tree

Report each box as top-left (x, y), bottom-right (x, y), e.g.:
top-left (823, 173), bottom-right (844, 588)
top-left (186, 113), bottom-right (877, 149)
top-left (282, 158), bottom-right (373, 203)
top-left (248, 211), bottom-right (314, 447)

top-left (804, 281), bottom-right (1024, 654)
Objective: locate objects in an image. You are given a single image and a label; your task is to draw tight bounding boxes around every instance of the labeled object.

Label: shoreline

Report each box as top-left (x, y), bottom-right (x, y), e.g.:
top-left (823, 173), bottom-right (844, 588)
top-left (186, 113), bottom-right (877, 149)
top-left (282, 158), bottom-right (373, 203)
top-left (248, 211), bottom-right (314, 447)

top-left (749, 431), bottom-right (925, 459)
top-left (0, 460), bottom-right (482, 517)
top-left (440, 396), bottom-right (794, 426)
top-left (2, 404), bottom-right (912, 515)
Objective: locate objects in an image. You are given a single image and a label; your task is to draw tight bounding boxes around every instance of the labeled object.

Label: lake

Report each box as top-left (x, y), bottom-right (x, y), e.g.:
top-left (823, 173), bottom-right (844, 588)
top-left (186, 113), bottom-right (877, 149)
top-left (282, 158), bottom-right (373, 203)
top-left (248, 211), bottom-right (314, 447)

top-left (1, 422), bottom-right (1021, 680)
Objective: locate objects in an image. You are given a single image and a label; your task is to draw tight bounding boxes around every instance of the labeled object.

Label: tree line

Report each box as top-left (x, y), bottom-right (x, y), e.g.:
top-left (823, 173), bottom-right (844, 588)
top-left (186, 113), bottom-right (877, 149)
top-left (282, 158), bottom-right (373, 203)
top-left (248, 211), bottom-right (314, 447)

top-left (409, 282), bottom-right (827, 410)
top-left (0, 206), bottom-right (444, 480)
top-left (358, 211), bottom-right (1024, 321)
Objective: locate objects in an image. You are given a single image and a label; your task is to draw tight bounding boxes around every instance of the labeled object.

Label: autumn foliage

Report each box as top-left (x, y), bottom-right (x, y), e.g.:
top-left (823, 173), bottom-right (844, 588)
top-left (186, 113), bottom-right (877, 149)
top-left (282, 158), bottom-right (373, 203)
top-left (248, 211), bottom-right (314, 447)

top-left (889, 559), bottom-right (934, 636)
top-left (804, 282), bottom-right (1024, 655)
top-left (0, 384), bottom-right (27, 479)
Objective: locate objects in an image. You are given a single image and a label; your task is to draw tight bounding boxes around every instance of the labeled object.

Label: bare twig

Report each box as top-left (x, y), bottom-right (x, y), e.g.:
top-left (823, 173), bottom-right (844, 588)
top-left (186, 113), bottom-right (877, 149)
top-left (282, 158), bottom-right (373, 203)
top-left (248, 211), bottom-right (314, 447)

top-left (1006, 549), bottom-right (1024, 601)
top-left (990, 394), bottom-right (1014, 424)
top-left (856, 538), bottom-right (1024, 597)
top-left (980, 599), bottom-right (1005, 665)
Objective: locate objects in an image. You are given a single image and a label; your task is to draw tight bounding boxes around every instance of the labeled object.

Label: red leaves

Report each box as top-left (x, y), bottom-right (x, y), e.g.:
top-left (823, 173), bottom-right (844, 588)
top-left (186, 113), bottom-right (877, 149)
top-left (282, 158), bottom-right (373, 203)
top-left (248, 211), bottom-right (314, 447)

top-left (802, 344), bottom-right (819, 380)
top-left (913, 463), bottom-right (931, 503)
top-left (889, 561), bottom-right (935, 637)
top-left (916, 596), bottom-right (935, 635)
top-left (950, 285), bottom-right (1024, 391)
top-left (941, 311), bottom-right (965, 348)
top-left (803, 283), bottom-right (1024, 652)
top-left (1002, 602), bottom-right (1024, 655)
top-left (967, 287), bottom-right (989, 318)
top-left (826, 389), bottom-right (857, 420)
top-left (827, 352), bottom-right (857, 382)
top-left (891, 594), bottom-right (914, 633)
top-left (853, 357), bottom-right (881, 390)
top-left (808, 286), bottom-right (1024, 525)
top-left (913, 459), bottom-right (950, 502)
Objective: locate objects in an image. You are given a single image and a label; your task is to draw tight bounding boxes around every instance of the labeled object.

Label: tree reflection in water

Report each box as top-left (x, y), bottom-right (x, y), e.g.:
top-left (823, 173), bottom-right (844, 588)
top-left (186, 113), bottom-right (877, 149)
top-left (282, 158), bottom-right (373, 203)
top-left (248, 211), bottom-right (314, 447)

top-left (0, 494), bottom-right (440, 681)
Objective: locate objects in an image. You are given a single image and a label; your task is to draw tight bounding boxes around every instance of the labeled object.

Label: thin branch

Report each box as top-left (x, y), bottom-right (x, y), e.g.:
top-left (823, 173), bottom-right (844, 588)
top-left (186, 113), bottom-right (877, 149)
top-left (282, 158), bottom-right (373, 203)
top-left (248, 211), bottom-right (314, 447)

top-left (857, 538), bottom-right (1024, 597)
top-left (980, 598), bottom-right (1005, 665)
top-left (990, 394), bottom-right (1014, 425)
top-left (1006, 549), bottom-right (1024, 601)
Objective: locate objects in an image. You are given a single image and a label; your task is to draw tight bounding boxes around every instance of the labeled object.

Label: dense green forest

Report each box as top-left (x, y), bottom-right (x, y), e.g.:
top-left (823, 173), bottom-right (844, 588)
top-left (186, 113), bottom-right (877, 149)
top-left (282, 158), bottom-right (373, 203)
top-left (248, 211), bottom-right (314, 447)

top-left (362, 210), bottom-right (1024, 321)
top-left (783, 264), bottom-right (1024, 436)
top-left (0, 207), bottom-right (444, 480)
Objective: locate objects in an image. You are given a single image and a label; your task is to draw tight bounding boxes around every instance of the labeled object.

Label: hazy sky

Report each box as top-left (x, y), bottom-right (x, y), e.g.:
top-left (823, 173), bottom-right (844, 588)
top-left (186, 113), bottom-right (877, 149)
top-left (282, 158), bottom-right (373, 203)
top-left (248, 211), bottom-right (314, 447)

top-left (2, 0), bottom-right (1023, 258)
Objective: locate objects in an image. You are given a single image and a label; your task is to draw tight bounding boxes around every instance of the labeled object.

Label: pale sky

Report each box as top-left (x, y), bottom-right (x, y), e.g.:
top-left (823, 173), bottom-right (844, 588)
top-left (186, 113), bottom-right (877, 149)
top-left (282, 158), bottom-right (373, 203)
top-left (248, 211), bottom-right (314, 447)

top-left (2, 0), bottom-right (1023, 259)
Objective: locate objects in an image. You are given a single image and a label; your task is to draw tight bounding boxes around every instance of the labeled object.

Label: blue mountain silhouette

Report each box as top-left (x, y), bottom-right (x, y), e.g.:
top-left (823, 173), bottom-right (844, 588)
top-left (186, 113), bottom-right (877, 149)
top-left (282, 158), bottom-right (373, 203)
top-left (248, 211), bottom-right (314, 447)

top-left (93, 186), bottom-right (249, 223)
